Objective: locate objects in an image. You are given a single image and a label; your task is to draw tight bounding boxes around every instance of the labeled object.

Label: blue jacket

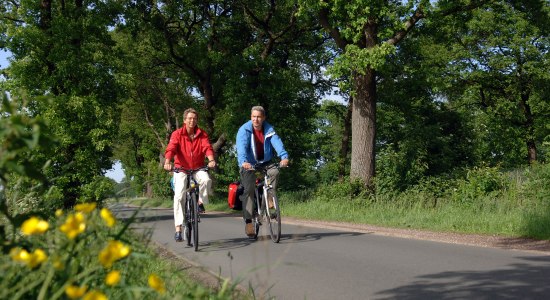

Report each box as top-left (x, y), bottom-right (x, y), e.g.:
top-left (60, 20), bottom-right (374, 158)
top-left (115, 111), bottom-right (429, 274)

top-left (236, 120), bottom-right (288, 167)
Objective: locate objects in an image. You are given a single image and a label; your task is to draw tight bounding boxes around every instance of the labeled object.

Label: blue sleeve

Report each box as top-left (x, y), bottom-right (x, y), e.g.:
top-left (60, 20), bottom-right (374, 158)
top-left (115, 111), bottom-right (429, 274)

top-left (236, 125), bottom-right (249, 167)
top-left (270, 132), bottom-right (288, 160)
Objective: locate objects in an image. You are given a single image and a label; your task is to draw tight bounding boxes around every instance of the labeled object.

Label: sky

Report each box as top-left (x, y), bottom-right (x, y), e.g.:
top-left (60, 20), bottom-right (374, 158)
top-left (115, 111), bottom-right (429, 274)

top-left (1, 49), bottom-right (125, 182)
top-left (0, 49), bottom-right (9, 70)
top-left (105, 161), bottom-right (125, 183)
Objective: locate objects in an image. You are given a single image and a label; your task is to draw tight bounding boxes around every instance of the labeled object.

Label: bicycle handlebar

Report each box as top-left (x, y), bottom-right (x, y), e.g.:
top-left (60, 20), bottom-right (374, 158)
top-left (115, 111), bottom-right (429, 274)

top-left (172, 166), bottom-right (209, 174)
top-left (250, 162), bottom-right (289, 172)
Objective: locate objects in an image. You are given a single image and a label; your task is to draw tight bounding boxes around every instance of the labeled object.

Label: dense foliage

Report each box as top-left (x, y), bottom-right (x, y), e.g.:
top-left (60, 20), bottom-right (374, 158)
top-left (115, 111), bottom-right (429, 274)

top-left (1, 0), bottom-right (548, 200)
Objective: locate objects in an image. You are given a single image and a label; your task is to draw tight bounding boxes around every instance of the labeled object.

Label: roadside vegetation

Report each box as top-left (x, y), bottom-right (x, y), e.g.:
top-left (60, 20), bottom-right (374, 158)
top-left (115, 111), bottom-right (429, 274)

top-left (126, 162), bottom-right (550, 240)
top-left (281, 164), bottom-right (550, 239)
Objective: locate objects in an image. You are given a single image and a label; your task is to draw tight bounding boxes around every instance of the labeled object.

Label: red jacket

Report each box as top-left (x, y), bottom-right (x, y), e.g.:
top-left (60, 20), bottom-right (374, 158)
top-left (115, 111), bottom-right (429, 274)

top-left (164, 125), bottom-right (214, 169)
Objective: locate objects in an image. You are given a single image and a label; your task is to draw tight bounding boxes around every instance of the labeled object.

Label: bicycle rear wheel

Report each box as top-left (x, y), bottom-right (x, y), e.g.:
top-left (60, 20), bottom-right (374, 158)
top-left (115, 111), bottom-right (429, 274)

top-left (191, 192), bottom-right (199, 251)
top-left (266, 192), bottom-right (281, 243)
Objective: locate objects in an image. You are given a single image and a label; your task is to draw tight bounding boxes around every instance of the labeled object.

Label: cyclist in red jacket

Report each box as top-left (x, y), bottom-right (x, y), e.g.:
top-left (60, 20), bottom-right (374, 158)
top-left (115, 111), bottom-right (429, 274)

top-left (163, 108), bottom-right (216, 242)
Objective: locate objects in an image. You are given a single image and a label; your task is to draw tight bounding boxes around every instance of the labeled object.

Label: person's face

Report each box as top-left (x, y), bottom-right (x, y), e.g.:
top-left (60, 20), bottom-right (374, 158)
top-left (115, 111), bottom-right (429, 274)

top-left (251, 110), bottom-right (265, 130)
top-left (184, 112), bottom-right (198, 129)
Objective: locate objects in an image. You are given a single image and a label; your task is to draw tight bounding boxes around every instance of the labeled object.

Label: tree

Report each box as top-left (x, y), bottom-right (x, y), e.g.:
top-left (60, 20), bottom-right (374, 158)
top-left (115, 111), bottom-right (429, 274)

top-left (299, 0), bottom-right (493, 189)
top-left (426, 0), bottom-right (550, 165)
top-left (119, 0), bottom-right (329, 190)
top-left (1, 0), bottom-right (123, 207)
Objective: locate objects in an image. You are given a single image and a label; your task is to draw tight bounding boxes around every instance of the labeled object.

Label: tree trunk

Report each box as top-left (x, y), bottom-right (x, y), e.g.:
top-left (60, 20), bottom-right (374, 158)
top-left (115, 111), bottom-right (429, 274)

top-left (350, 70), bottom-right (376, 189)
top-left (145, 166), bottom-right (153, 198)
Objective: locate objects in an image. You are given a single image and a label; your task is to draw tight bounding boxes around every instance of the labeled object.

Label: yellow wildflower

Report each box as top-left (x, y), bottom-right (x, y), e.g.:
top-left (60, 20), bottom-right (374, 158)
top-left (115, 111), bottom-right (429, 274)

top-left (65, 285), bottom-right (87, 299)
top-left (27, 249), bottom-right (48, 268)
top-left (10, 247), bottom-right (30, 262)
top-left (100, 208), bottom-right (116, 227)
top-left (60, 212), bottom-right (86, 239)
top-left (105, 270), bottom-right (121, 286)
top-left (55, 209), bottom-right (64, 217)
top-left (148, 274), bottom-right (166, 294)
top-left (82, 290), bottom-right (107, 300)
top-left (98, 240), bottom-right (131, 268)
top-left (10, 247), bottom-right (48, 268)
top-left (74, 202), bottom-right (97, 213)
top-left (21, 216), bottom-right (49, 235)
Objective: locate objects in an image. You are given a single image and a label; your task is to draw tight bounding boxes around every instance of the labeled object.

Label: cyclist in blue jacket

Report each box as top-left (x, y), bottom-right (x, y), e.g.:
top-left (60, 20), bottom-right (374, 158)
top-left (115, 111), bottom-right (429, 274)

top-left (236, 106), bottom-right (289, 237)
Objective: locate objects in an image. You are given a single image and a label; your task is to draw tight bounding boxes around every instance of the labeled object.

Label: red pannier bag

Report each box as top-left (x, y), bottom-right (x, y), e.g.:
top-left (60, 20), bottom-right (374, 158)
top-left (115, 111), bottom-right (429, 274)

top-left (228, 181), bottom-right (243, 210)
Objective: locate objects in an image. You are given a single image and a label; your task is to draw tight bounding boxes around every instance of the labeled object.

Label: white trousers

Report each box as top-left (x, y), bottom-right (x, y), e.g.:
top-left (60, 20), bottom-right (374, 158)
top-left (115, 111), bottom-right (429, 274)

top-left (173, 170), bottom-right (211, 227)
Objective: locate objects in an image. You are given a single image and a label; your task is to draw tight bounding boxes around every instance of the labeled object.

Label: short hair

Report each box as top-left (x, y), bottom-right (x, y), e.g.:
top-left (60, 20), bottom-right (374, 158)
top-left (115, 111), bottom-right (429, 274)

top-left (251, 106), bottom-right (265, 116)
top-left (183, 108), bottom-right (198, 119)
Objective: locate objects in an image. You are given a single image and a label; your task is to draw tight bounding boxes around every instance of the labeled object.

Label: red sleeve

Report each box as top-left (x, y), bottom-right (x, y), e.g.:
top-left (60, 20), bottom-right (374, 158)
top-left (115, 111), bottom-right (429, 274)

top-left (164, 129), bottom-right (180, 159)
top-left (201, 132), bottom-right (215, 157)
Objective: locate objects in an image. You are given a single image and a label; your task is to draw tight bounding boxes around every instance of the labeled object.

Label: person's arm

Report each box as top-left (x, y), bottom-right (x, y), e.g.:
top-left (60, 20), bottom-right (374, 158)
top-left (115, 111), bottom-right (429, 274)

top-left (269, 132), bottom-right (289, 167)
top-left (164, 130), bottom-right (179, 171)
top-left (200, 131), bottom-right (216, 168)
top-left (236, 125), bottom-right (252, 169)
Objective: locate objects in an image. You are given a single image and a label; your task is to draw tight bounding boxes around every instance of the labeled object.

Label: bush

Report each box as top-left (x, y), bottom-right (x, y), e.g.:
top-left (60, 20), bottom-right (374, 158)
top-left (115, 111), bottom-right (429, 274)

top-left (451, 166), bottom-right (506, 205)
top-left (0, 202), bottom-right (239, 299)
top-left (1, 203), bottom-right (166, 299)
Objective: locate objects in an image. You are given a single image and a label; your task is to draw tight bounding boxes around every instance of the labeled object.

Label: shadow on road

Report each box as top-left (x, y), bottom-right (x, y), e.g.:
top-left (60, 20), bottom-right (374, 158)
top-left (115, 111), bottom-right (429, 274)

top-left (114, 205), bottom-right (229, 224)
top-left (198, 231), bottom-right (367, 252)
top-left (374, 255), bottom-right (550, 299)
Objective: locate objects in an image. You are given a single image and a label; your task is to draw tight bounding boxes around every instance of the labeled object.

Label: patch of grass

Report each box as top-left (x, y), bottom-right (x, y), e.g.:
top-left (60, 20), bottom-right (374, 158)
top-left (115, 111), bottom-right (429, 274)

top-left (278, 164), bottom-right (550, 240)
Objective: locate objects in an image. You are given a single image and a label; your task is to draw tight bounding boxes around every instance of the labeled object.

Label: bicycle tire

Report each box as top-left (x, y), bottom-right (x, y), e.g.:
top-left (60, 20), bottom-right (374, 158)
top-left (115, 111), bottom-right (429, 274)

top-left (185, 196), bottom-right (192, 246)
top-left (191, 192), bottom-right (199, 251)
top-left (253, 192), bottom-right (261, 240)
top-left (266, 192), bottom-right (281, 243)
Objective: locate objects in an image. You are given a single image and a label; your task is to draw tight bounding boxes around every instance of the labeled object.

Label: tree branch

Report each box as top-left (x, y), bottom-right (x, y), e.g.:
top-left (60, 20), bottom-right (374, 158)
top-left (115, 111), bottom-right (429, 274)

top-left (318, 6), bottom-right (347, 50)
top-left (387, 9), bottom-right (425, 46)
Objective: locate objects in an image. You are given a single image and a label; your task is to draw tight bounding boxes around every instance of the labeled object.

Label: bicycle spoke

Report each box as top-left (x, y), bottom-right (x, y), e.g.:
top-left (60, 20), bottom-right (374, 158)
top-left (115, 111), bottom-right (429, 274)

top-left (267, 195), bottom-right (281, 243)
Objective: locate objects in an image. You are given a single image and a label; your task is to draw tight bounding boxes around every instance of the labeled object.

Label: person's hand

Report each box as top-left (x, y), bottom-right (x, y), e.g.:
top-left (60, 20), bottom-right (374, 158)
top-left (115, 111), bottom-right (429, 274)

top-left (163, 162), bottom-right (172, 171)
top-left (208, 160), bottom-right (216, 168)
top-left (280, 159), bottom-right (289, 168)
top-left (242, 162), bottom-right (252, 170)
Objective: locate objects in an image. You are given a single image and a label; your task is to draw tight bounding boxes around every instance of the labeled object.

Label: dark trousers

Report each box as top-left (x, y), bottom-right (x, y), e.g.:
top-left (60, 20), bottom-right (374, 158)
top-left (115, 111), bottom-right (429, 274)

top-left (239, 166), bottom-right (280, 220)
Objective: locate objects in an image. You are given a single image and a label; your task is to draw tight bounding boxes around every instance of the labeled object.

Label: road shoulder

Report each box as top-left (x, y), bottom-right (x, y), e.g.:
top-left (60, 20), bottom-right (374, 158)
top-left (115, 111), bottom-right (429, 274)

top-left (281, 216), bottom-right (550, 254)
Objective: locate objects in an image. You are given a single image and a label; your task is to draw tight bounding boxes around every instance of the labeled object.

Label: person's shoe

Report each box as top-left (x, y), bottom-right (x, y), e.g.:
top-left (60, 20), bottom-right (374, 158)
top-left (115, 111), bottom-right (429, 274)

top-left (198, 203), bottom-right (205, 213)
top-left (174, 231), bottom-right (183, 242)
top-left (245, 221), bottom-right (255, 237)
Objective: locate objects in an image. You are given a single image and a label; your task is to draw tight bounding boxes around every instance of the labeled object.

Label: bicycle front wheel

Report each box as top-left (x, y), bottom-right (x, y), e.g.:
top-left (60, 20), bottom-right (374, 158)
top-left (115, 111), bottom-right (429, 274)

top-left (266, 192), bottom-right (281, 243)
top-left (185, 197), bottom-right (192, 247)
top-left (190, 192), bottom-right (199, 251)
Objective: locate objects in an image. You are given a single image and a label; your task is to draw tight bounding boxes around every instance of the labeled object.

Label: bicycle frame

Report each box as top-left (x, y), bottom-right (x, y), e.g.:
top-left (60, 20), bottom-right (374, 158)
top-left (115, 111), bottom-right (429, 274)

top-left (174, 166), bottom-right (208, 251)
top-left (251, 163), bottom-right (281, 242)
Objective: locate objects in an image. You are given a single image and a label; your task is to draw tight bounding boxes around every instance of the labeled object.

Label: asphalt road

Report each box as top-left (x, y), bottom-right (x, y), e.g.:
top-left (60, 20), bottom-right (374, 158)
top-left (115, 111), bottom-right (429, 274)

top-left (114, 204), bottom-right (550, 299)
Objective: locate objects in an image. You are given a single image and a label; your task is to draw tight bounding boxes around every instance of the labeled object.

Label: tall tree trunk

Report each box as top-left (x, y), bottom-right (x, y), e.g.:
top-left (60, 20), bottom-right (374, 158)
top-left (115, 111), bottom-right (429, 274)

top-left (350, 70), bottom-right (376, 188)
top-left (338, 99), bottom-right (352, 181)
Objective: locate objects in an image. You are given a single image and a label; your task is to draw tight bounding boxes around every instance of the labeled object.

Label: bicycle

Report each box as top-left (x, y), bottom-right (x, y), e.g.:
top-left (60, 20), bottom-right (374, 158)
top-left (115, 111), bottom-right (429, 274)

top-left (173, 166), bottom-right (208, 251)
top-left (250, 163), bottom-right (282, 243)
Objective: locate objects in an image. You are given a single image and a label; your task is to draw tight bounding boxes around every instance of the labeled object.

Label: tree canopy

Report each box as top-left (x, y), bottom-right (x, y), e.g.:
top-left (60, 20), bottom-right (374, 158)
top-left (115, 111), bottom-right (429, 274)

top-left (1, 0), bottom-right (548, 202)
